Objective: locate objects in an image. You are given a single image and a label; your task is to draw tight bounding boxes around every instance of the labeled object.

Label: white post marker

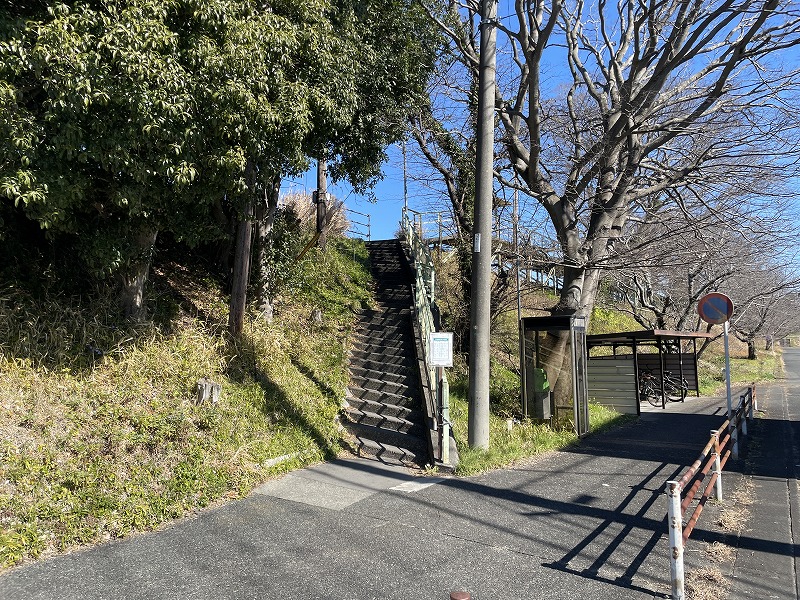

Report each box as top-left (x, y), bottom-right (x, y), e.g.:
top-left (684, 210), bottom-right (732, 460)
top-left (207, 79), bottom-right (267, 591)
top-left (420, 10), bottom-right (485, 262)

top-left (724, 320), bottom-right (732, 424)
top-left (667, 480), bottom-right (685, 600)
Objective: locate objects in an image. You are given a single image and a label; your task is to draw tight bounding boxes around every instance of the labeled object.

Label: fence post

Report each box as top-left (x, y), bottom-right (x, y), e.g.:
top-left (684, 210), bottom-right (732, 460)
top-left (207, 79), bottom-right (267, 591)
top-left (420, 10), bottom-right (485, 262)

top-left (748, 387), bottom-right (754, 421)
top-left (740, 395), bottom-right (748, 437)
top-left (731, 418), bottom-right (739, 460)
top-left (711, 430), bottom-right (723, 501)
top-left (667, 481), bottom-right (685, 600)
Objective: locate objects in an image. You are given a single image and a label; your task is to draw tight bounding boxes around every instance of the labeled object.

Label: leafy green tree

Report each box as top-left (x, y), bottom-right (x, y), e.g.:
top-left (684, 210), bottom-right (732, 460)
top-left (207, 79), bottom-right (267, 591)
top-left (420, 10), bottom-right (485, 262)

top-left (0, 0), bottom-right (438, 324)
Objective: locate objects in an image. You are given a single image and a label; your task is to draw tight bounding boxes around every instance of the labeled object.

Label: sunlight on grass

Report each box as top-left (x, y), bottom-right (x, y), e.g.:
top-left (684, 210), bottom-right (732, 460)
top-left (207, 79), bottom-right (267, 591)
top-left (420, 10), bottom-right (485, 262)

top-left (447, 361), bottom-right (631, 475)
top-left (0, 238), bottom-right (371, 568)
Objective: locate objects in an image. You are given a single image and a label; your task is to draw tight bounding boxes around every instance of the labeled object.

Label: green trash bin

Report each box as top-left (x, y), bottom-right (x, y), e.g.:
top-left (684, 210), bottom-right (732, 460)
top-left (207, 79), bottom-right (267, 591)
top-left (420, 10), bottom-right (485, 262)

top-left (530, 368), bottom-right (551, 419)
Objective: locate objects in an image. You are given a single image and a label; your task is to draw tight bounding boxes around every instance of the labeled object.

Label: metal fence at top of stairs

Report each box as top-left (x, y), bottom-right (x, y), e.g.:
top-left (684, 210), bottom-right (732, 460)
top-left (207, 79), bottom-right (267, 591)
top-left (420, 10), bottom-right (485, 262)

top-left (401, 207), bottom-right (453, 467)
top-left (344, 207), bottom-right (371, 241)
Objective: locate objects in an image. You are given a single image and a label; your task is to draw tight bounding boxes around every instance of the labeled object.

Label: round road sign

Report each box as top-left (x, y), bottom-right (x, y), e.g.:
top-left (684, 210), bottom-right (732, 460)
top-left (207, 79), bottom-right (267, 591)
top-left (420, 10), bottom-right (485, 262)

top-left (697, 292), bottom-right (734, 324)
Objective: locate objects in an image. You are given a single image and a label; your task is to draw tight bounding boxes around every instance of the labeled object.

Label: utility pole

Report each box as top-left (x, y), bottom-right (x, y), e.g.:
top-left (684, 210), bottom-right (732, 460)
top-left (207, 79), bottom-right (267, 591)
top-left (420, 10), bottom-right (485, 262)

top-left (315, 157), bottom-right (328, 250)
top-left (402, 139), bottom-right (409, 212)
top-left (468, 0), bottom-right (497, 449)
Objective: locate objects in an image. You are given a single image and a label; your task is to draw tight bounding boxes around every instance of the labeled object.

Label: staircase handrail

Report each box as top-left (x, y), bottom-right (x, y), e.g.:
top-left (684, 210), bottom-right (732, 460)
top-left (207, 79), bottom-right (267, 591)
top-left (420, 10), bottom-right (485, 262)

top-left (401, 208), bottom-right (453, 467)
top-left (402, 208), bottom-right (438, 390)
top-left (402, 208), bottom-right (436, 302)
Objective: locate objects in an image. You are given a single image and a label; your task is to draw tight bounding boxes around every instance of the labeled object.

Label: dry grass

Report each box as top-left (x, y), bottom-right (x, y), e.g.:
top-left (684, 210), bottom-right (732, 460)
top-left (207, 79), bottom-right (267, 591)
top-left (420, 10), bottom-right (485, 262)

top-left (686, 565), bottom-right (728, 600)
top-left (703, 541), bottom-right (736, 564)
top-left (717, 477), bottom-right (755, 534)
top-left (281, 192), bottom-right (350, 238)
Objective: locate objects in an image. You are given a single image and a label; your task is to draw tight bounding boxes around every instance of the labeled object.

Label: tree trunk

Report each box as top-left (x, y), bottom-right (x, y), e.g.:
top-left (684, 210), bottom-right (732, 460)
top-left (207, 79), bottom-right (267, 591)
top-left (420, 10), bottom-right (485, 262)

top-left (229, 199), bottom-right (254, 337)
top-left (255, 175), bottom-right (281, 321)
top-left (120, 227), bottom-right (158, 321)
top-left (456, 241), bottom-right (472, 352)
top-left (747, 339), bottom-right (757, 360)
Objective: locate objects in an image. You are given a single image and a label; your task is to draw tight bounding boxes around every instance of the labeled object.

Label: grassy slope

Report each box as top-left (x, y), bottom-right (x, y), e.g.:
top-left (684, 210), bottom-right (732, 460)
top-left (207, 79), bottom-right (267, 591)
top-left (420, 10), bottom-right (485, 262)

top-left (0, 239), bottom-right (371, 568)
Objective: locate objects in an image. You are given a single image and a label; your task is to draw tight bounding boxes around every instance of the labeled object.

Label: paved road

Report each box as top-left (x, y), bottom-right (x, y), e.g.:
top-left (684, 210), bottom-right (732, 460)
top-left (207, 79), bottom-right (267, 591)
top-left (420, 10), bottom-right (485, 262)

top-left (2, 355), bottom-right (799, 599)
top-left (728, 348), bottom-right (800, 598)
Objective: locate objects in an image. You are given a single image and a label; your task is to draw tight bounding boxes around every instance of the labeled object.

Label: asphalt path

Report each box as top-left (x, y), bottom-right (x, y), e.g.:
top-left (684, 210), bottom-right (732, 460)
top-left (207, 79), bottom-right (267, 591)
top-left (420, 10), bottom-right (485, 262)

top-left (2, 354), bottom-right (799, 599)
top-left (728, 348), bottom-right (800, 598)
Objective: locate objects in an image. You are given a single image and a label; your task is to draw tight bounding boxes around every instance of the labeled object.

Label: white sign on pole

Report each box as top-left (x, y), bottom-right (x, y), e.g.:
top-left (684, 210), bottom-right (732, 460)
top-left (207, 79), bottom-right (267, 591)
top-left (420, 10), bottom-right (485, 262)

top-left (429, 332), bottom-right (454, 367)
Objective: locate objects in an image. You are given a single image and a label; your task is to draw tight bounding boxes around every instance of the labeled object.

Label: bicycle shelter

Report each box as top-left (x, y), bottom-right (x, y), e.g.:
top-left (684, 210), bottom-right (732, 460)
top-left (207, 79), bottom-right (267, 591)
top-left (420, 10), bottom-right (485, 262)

top-left (585, 329), bottom-right (713, 414)
top-left (520, 316), bottom-right (590, 436)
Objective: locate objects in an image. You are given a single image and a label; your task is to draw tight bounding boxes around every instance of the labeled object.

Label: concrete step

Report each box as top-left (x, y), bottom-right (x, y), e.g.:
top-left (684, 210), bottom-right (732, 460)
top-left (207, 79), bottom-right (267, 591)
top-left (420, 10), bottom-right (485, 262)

top-left (352, 330), bottom-right (413, 346)
top-left (348, 360), bottom-right (415, 378)
top-left (342, 407), bottom-right (424, 436)
top-left (345, 395), bottom-right (422, 421)
top-left (346, 385), bottom-right (419, 408)
top-left (373, 295), bottom-right (412, 306)
top-left (349, 374), bottom-right (417, 398)
top-left (356, 308), bottom-right (411, 321)
top-left (344, 424), bottom-right (427, 466)
top-left (350, 366), bottom-right (417, 388)
top-left (359, 313), bottom-right (410, 327)
top-left (349, 343), bottom-right (413, 361)
top-left (349, 349), bottom-right (416, 373)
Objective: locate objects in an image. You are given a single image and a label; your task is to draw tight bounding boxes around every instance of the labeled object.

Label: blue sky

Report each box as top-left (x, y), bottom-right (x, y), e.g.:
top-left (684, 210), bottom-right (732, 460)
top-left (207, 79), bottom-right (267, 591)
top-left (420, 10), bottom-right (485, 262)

top-left (284, 144), bottom-right (426, 242)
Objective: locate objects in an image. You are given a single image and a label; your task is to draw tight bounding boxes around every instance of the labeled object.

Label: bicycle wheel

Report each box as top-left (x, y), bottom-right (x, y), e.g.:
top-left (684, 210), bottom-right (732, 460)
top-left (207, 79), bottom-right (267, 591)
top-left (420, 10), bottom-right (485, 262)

top-left (640, 380), bottom-right (662, 406)
top-left (665, 376), bottom-right (688, 402)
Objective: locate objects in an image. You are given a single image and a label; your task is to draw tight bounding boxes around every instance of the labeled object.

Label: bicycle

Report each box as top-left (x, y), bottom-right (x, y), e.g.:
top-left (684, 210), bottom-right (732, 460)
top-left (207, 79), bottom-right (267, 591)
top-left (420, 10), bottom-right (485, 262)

top-left (639, 370), bottom-right (662, 406)
top-left (639, 369), bottom-right (689, 406)
top-left (663, 370), bottom-right (689, 402)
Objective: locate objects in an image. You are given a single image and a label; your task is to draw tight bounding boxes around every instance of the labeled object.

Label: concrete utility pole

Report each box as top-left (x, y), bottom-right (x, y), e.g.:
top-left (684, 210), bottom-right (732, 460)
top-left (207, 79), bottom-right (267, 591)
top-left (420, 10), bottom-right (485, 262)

top-left (315, 157), bottom-right (328, 250)
top-left (468, 0), bottom-right (497, 449)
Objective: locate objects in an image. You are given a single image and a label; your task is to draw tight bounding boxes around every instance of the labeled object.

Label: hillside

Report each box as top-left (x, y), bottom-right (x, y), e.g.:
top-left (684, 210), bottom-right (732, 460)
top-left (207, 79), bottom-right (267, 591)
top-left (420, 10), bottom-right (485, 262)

top-left (0, 239), bottom-right (371, 568)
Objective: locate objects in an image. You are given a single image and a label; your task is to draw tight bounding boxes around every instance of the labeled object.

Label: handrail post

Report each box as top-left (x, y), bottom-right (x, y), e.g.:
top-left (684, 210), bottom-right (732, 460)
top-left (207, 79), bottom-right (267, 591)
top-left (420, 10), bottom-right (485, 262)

top-left (731, 417), bottom-right (739, 460)
top-left (667, 481), bottom-right (685, 600)
top-left (711, 430), bottom-right (722, 501)
top-left (748, 387), bottom-right (754, 421)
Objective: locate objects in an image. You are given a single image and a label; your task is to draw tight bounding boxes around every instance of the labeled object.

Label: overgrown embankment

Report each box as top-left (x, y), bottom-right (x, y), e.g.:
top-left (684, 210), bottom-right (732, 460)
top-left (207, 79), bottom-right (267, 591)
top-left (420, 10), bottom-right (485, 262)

top-left (0, 240), bottom-right (371, 568)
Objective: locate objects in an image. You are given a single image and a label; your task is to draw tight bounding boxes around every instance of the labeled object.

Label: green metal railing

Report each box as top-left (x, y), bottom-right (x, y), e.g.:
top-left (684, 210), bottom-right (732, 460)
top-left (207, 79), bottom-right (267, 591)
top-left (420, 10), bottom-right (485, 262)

top-left (401, 208), bottom-right (451, 465)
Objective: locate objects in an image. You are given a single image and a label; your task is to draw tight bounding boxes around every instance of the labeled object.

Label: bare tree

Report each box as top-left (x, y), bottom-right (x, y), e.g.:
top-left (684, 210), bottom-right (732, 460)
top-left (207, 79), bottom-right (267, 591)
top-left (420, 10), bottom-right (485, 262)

top-left (421, 0), bottom-right (800, 325)
top-left (413, 0), bottom-right (800, 417)
top-left (606, 193), bottom-right (800, 358)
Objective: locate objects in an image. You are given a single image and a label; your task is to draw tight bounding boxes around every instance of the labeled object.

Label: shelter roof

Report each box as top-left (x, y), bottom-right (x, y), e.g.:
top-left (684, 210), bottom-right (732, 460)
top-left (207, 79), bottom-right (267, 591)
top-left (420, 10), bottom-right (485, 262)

top-left (586, 329), bottom-right (713, 349)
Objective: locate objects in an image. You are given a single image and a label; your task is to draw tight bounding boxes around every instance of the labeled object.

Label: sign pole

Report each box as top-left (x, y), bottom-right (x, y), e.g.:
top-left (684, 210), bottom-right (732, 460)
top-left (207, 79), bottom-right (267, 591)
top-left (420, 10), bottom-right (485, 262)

top-left (437, 365), bottom-right (449, 465)
top-left (724, 321), bottom-right (732, 424)
top-left (429, 332), bottom-right (454, 465)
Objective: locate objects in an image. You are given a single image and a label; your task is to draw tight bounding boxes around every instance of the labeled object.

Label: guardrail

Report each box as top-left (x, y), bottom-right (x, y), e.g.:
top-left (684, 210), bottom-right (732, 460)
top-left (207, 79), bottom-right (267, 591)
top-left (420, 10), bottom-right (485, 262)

top-left (666, 385), bottom-right (756, 600)
top-left (401, 207), bottom-right (452, 466)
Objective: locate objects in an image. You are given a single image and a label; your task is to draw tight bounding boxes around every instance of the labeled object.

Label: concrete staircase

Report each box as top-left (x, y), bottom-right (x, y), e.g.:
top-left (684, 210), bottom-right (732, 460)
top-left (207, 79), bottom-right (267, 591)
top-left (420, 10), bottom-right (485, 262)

top-left (341, 239), bottom-right (429, 466)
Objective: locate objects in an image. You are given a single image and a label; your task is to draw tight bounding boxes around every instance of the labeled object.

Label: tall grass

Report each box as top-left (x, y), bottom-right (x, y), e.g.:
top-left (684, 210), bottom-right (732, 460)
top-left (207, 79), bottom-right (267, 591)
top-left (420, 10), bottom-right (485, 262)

top-left (0, 238), bottom-right (371, 568)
